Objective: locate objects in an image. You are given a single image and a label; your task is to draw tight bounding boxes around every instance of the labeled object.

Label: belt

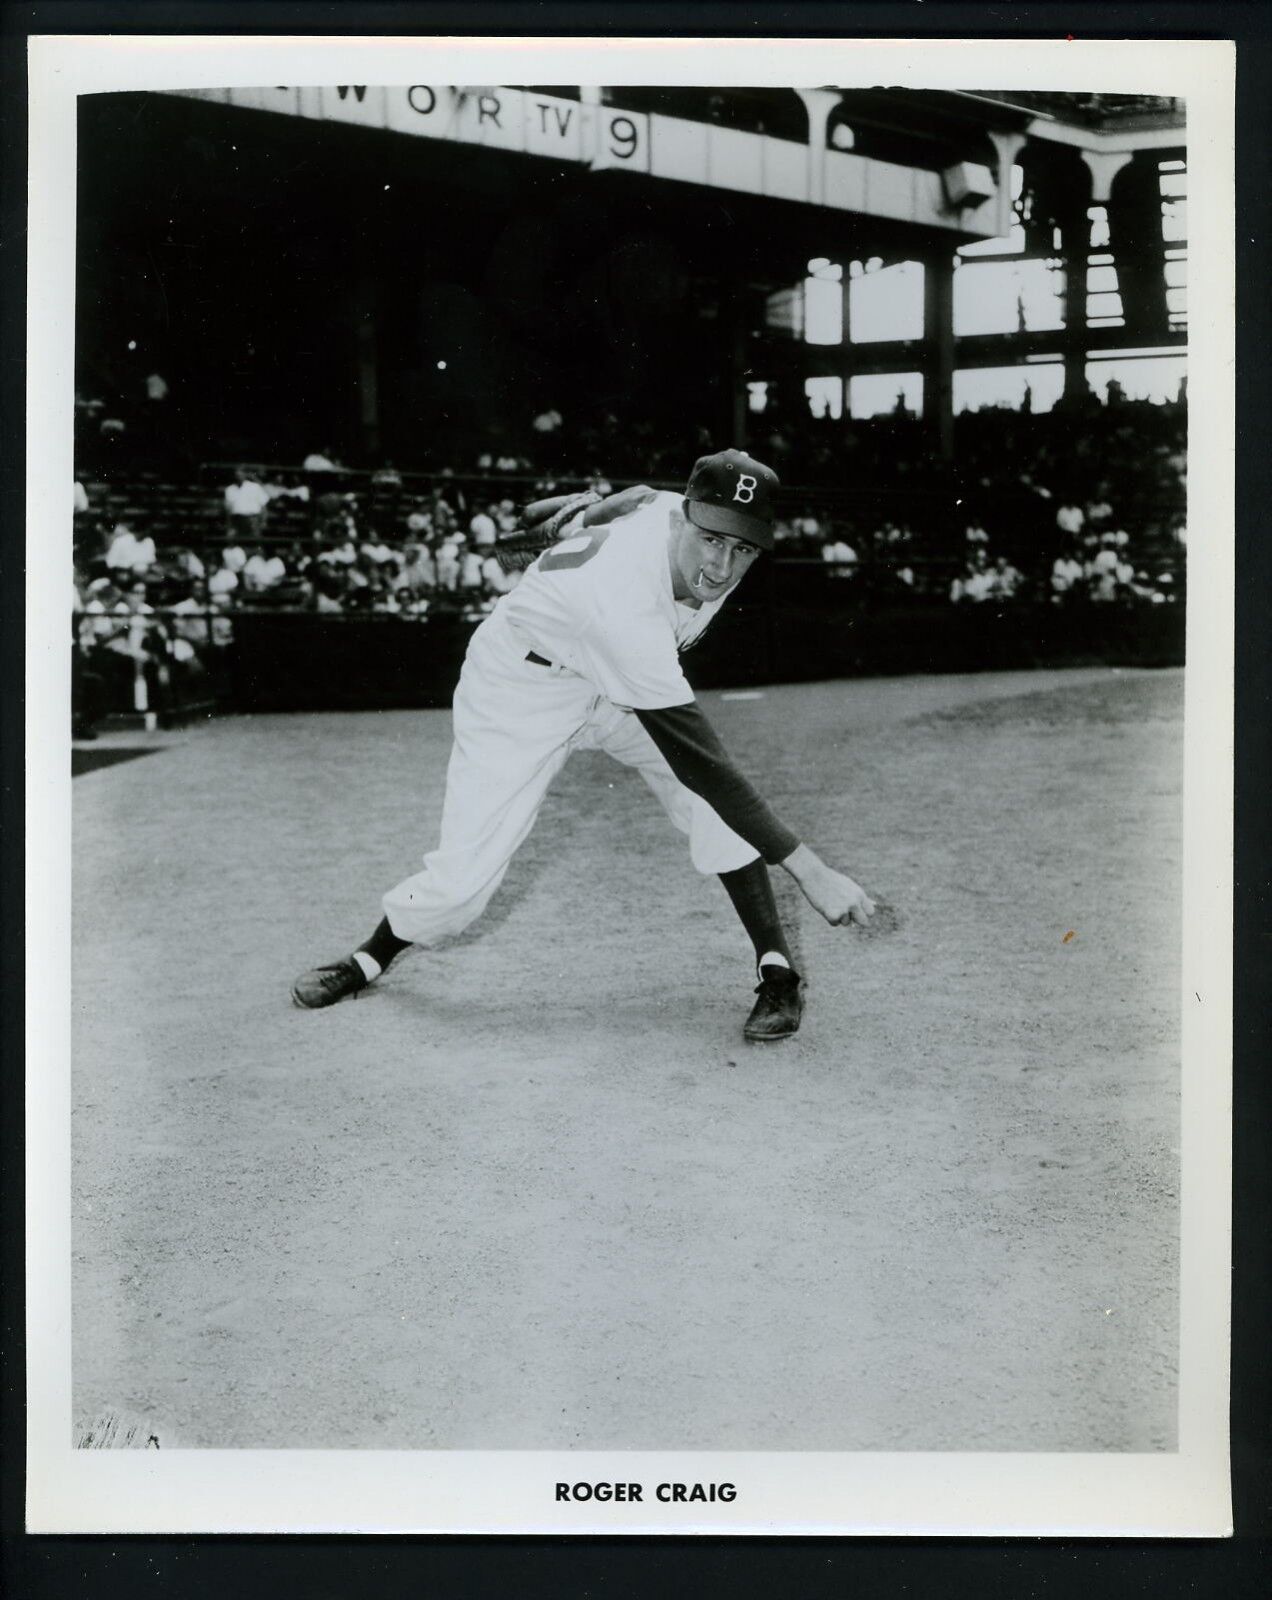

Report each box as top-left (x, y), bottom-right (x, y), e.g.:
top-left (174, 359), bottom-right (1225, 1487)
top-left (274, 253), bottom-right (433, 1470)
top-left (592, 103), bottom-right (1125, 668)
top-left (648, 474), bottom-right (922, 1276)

top-left (526, 650), bottom-right (555, 668)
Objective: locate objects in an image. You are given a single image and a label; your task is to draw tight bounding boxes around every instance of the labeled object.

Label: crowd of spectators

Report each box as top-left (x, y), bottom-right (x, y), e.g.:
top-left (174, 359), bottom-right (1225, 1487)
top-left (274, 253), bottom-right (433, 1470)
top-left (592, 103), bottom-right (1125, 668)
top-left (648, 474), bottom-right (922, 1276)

top-left (71, 467), bottom-right (548, 733)
top-left (944, 502), bottom-right (1182, 610)
top-left (71, 382), bottom-right (1187, 733)
top-left (739, 376), bottom-right (1187, 502)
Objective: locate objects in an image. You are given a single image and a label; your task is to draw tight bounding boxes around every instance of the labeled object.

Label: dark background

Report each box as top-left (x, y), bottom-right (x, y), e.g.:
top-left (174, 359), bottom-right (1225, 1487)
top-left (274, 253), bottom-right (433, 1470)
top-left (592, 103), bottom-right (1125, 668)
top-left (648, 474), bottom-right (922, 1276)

top-left (4, 2), bottom-right (1269, 1597)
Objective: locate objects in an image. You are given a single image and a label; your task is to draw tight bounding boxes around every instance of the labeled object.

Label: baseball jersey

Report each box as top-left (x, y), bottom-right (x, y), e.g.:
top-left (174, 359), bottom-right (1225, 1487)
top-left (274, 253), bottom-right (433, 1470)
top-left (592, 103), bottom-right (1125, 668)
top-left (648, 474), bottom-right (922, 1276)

top-left (498, 491), bottom-right (725, 710)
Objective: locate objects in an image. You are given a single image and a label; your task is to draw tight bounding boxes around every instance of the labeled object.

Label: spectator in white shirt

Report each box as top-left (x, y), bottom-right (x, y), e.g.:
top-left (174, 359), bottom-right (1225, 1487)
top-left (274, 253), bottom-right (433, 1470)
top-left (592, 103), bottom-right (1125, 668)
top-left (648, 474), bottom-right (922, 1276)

top-left (263, 475), bottom-right (309, 506)
top-left (480, 553), bottom-right (515, 596)
top-left (1087, 539), bottom-right (1121, 602)
top-left (208, 564), bottom-right (240, 598)
top-left (172, 577), bottom-right (234, 655)
top-left (951, 554), bottom-right (993, 604)
top-left (224, 467), bottom-right (272, 535)
top-left (1051, 553), bottom-right (1085, 601)
top-left (104, 522), bottom-right (157, 576)
top-left (989, 555), bottom-right (1023, 600)
top-left (469, 506), bottom-right (498, 548)
top-left (458, 541), bottom-right (485, 592)
top-left (532, 406), bottom-right (563, 437)
top-left (395, 545), bottom-right (437, 597)
top-left (430, 494), bottom-right (457, 537)
top-left (435, 535), bottom-right (461, 592)
top-left (319, 536), bottom-right (358, 568)
top-left (82, 579), bottom-right (127, 645)
top-left (821, 538), bottom-right (858, 573)
top-left (243, 547), bottom-right (287, 592)
top-left (1055, 500), bottom-right (1085, 538)
top-left (1085, 493), bottom-right (1113, 531)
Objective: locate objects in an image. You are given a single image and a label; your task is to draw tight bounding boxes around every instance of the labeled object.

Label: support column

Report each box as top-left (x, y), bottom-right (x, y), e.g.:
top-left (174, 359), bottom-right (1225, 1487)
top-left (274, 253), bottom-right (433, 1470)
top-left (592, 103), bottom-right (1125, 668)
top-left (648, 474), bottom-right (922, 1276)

top-left (1062, 337), bottom-right (1087, 407)
top-left (1081, 148), bottom-right (1134, 206)
top-left (986, 129), bottom-right (1027, 240)
top-left (1096, 152), bottom-right (1168, 341)
top-left (792, 87), bottom-right (842, 206)
top-left (923, 250), bottom-right (955, 460)
top-left (840, 270), bottom-right (854, 420)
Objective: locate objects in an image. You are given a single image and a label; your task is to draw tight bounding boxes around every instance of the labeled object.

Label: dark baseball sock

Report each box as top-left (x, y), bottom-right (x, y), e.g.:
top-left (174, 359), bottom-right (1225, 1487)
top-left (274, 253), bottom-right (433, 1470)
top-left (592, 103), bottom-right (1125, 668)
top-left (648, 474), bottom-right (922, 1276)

top-left (356, 917), bottom-right (412, 973)
top-left (718, 860), bottom-right (794, 972)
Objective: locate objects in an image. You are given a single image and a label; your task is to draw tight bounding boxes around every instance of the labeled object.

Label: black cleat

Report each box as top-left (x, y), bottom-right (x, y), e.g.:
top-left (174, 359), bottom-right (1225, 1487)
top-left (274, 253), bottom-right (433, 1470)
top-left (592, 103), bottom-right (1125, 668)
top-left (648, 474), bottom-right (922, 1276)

top-left (291, 956), bottom-right (369, 1010)
top-left (743, 964), bottom-right (804, 1042)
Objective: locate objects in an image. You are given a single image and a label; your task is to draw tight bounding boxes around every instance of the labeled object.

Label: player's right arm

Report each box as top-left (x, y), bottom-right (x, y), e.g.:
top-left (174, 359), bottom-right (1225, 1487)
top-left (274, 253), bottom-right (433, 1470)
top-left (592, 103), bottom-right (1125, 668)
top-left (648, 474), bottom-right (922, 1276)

top-left (775, 843), bottom-right (876, 927)
top-left (636, 700), bottom-right (876, 928)
top-left (634, 700), bottom-right (799, 865)
top-left (634, 702), bottom-right (874, 927)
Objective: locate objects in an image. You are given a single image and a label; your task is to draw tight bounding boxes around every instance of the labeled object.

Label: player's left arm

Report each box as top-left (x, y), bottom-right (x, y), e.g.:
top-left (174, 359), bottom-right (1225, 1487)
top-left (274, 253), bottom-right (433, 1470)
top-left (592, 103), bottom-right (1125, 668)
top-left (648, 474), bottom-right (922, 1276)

top-left (495, 486), bottom-right (658, 573)
top-left (579, 485), bottom-right (658, 526)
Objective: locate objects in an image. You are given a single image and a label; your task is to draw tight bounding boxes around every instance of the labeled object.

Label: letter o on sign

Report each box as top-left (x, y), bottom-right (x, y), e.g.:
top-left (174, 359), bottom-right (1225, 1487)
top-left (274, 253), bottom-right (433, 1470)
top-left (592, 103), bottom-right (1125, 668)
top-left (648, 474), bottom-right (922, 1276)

top-left (407, 85), bottom-right (437, 116)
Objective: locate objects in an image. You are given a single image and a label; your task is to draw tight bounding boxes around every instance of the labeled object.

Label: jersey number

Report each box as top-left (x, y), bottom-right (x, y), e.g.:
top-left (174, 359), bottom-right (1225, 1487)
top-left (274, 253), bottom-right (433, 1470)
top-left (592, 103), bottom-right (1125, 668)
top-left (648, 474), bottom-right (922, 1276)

top-left (537, 526), bottom-right (613, 572)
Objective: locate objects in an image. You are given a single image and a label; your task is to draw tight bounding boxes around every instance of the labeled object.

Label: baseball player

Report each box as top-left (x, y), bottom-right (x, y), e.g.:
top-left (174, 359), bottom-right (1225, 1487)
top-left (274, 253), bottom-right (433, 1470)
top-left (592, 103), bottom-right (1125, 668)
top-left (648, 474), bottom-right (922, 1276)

top-left (292, 449), bottom-right (876, 1041)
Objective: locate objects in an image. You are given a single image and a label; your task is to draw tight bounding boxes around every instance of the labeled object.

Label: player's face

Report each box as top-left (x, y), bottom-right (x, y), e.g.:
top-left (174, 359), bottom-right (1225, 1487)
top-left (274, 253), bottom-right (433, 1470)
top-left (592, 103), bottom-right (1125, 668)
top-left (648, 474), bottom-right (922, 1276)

top-left (671, 518), bottom-right (761, 604)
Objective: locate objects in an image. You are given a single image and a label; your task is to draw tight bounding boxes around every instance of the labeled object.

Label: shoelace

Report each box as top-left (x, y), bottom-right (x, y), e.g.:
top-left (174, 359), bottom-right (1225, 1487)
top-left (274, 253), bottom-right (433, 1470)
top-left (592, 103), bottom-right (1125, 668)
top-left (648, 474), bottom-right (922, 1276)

top-left (317, 962), bottom-right (357, 992)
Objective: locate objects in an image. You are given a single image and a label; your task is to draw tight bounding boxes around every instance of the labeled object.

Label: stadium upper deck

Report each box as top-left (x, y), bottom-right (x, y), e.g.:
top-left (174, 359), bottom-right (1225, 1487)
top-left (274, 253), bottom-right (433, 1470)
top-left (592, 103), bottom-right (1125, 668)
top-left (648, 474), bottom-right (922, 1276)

top-left (77, 87), bottom-right (1185, 472)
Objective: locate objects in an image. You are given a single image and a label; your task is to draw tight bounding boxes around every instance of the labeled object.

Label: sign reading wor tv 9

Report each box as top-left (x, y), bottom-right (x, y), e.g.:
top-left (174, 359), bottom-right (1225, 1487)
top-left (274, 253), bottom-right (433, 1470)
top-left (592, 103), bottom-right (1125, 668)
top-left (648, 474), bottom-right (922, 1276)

top-left (162, 85), bottom-right (995, 232)
top-left (168, 85), bottom-right (654, 171)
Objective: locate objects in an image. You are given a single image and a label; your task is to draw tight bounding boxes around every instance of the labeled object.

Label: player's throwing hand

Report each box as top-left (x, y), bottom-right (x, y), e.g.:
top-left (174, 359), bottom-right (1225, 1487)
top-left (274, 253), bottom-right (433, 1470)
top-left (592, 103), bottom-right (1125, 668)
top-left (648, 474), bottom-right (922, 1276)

top-left (780, 844), bottom-right (877, 927)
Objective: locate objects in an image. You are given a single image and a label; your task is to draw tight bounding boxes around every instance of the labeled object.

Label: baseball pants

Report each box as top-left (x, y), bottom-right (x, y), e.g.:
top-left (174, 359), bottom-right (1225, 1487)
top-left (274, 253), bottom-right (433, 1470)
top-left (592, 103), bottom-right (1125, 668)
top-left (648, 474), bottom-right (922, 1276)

top-left (381, 611), bottom-right (758, 946)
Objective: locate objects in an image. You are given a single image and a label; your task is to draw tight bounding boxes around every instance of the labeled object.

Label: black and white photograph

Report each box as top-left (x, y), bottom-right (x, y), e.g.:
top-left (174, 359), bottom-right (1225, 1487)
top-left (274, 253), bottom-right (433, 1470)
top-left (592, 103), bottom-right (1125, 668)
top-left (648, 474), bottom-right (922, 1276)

top-left (26, 35), bottom-right (1233, 1535)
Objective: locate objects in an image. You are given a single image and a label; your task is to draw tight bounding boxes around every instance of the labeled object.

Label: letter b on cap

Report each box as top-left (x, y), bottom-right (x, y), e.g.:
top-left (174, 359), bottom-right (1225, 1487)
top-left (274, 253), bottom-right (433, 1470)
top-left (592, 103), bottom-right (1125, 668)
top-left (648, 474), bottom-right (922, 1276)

top-left (733, 474), bottom-right (757, 505)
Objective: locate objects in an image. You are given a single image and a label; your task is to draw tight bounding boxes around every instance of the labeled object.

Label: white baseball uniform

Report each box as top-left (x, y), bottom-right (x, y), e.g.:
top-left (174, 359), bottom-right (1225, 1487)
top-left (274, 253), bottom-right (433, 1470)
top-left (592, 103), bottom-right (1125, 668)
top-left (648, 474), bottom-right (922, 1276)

top-left (381, 491), bottom-right (759, 946)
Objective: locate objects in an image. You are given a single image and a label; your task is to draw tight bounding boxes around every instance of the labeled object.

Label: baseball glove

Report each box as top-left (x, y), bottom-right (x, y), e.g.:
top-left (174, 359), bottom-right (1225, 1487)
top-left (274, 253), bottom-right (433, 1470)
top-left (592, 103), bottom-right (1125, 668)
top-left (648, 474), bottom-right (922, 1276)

top-left (492, 491), bottom-right (601, 574)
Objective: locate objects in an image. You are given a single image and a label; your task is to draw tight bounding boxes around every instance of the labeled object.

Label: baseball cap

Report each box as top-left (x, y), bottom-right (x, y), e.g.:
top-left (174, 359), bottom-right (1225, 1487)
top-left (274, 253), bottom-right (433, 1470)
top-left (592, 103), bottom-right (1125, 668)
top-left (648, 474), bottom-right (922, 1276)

top-left (684, 449), bottom-right (779, 550)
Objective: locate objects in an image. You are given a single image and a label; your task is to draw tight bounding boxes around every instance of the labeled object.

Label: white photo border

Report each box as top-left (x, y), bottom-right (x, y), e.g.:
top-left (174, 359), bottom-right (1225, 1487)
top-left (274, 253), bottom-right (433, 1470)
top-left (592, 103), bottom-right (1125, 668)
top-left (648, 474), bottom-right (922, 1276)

top-left (26, 32), bottom-right (1235, 1536)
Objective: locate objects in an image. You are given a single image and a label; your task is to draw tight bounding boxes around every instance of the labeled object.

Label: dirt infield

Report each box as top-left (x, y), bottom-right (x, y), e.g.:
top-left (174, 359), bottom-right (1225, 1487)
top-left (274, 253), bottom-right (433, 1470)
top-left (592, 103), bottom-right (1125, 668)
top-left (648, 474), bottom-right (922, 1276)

top-left (71, 666), bottom-right (1182, 1451)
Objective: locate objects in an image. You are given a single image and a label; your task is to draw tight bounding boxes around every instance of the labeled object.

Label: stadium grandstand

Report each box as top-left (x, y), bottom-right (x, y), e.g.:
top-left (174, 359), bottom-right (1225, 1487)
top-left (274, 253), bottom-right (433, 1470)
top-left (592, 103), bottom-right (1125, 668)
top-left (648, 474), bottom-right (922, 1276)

top-left (72, 84), bottom-right (1186, 729)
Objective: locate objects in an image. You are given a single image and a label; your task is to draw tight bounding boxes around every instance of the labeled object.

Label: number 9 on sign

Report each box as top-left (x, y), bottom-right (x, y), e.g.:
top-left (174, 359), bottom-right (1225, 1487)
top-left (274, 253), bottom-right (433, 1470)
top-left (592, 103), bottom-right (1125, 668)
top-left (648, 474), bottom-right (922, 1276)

top-left (592, 107), bottom-right (650, 173)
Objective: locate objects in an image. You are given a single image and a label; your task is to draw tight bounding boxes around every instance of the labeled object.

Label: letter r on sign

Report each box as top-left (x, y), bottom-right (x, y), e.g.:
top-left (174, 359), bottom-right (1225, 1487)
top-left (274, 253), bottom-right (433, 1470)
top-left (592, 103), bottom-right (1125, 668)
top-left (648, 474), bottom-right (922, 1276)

top-left (733, 473), bottom-right (758, 505)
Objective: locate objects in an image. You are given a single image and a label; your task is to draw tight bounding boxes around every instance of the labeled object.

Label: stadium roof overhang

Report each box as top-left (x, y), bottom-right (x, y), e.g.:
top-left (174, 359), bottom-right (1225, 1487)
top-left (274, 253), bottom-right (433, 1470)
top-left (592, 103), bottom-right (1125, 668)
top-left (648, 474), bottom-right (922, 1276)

top-left (162, 86), bottom-right (1028, 247)
top-left (949, 89), bottom-right (1186, 154)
